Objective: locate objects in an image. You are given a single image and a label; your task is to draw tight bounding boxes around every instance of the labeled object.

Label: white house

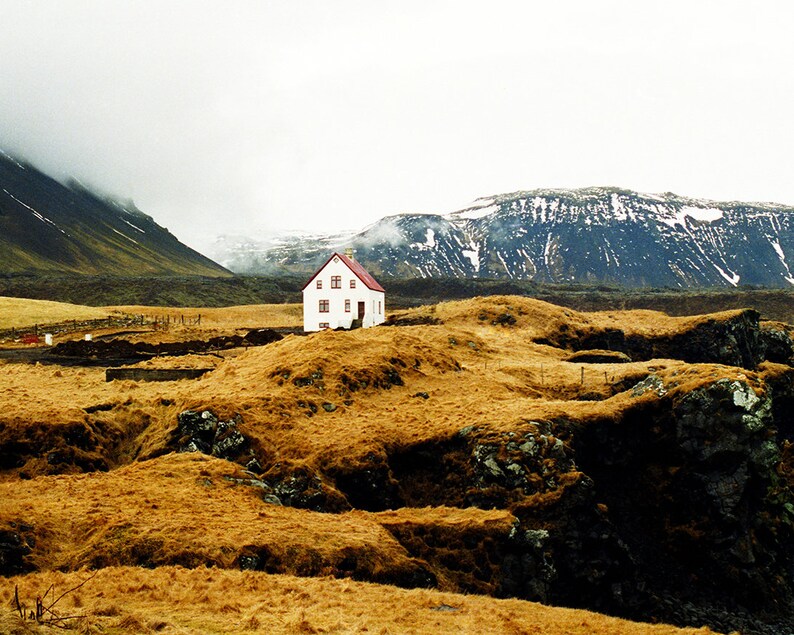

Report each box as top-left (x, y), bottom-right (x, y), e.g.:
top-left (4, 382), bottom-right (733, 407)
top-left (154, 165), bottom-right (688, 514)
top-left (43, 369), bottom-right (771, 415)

top-left (302, 251), bottom-right (386, 332)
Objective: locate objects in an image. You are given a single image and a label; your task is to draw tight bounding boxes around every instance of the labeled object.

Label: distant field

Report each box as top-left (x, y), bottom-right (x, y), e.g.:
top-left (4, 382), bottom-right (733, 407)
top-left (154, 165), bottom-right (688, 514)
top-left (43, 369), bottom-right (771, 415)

top-left (0, 297), bottom-right (303, 337)
top-left (0, 296), bottom-right (111, 329)
top-left (111, 303), bottom-right (303, 329)
top-left (1, 275), bottom-right (792, 323)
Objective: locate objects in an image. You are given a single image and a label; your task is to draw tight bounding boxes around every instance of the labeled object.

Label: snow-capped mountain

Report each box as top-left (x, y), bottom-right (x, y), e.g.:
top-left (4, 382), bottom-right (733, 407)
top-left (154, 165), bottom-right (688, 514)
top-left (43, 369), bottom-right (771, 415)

top-left (207, 229), bottom-right (357, 276)
top-left (212, 187), bottom-right (794, 287)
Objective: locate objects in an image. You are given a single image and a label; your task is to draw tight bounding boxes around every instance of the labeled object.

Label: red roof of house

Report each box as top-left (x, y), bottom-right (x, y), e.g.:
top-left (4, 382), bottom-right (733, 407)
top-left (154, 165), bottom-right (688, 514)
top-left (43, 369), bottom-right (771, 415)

top-left (301, 252), bottom-right (385, 292)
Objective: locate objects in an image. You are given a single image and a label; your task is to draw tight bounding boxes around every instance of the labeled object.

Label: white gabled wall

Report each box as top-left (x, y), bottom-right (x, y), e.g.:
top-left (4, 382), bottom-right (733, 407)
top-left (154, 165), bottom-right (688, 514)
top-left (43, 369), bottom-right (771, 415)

top-left (302, 256), bottom-right (385, 332)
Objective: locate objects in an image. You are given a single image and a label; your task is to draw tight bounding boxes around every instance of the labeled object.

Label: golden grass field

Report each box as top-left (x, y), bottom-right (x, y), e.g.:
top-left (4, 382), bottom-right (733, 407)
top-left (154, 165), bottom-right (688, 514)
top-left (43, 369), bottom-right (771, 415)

top-left (0, 297), bottom-right (112, 330)
top-left (110, 303), bottom-right (303, 331)
top-left (2, 294), bottom-right (780, 633)
top-left (2, 565), bottom-right (720, 635)
top-left (0, 299), bottom-right (302, 346)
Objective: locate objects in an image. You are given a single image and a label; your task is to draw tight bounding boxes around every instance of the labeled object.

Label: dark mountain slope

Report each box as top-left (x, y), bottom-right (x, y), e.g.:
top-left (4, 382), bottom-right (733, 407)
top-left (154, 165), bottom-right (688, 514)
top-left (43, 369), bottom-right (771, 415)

top-left (0, 152), bottom-right (230, 276)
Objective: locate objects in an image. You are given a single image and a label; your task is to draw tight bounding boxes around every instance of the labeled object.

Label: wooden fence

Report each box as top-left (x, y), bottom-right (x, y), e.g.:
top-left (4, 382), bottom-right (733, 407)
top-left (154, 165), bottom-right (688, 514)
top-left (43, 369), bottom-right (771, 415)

top-left (0, 314), bottom-right (147, 343)
top-left (151, 314), bottom-right (201, 329)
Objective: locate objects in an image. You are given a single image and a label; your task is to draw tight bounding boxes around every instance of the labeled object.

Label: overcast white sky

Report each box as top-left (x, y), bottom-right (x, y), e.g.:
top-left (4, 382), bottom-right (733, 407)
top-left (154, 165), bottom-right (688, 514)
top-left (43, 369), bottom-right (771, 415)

top-left (1, 1), bottom-right (793, 250)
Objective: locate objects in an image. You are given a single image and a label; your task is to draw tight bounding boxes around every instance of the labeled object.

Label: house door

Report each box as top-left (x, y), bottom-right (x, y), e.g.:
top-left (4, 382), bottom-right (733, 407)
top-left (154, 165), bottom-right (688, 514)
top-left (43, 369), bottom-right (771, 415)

top-left (357, 301), bottom-right (365, 320)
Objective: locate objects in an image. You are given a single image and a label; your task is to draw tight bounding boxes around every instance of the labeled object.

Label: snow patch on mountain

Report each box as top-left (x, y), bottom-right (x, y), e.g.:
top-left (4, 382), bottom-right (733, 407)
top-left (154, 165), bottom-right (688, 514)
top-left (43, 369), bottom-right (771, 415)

top-left (3, 188), bottom-right (67, 235)
top-left (122, 219), bottom-right (146, 233)
top-left (610, 193), bottom-right (630, 221)
top-left (713, 264), bottom-right (740, 286)
top-left (462, 242), bottom-right (480, 271)
top-left (770, 238), bottom-right (794, 285)
top-left (111, 227), bottom-right (139, 245)
top-left (209, 187), bottom-right (794, 287)
top-left (447, 200), bottom-right (500, 221)
top-left (0, 150), bottom-right (25, 170)
top-left (683, 206), bottom-right (724, 223)
top-left (658, 206), bottom-right (724, 229)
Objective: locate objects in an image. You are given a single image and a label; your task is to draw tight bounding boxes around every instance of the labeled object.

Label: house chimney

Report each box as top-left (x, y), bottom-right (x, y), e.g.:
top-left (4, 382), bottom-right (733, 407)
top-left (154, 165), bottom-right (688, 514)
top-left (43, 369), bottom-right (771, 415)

top-left (345, 247), bottom-right (354, 261)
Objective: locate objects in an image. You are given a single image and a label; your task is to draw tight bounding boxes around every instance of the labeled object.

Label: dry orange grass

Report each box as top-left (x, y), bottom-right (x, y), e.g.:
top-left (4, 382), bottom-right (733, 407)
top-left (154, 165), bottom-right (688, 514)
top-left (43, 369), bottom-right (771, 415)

top-left (1, 566), bottom-right (722, 635)
top-left (396, 294), bottom-right (754, 340)
top-left (0, 453), bottom-right (458, 575)
top-left (110, 303), bottom-right (302, 329)
top-left (182, 310), bottom-right (757, 472)
top-left (0, 296), bottom-right (112, 330)
top-left (68, 303), bottom-right (304, 345)
top-left (0, 295), bottom-right (766, 481)
top-left (0, 294), bottom-right (775, 634)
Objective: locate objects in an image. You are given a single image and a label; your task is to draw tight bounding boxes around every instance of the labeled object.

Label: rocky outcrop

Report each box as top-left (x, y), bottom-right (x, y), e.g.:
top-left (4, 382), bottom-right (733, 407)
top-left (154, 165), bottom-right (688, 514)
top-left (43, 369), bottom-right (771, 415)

top-left (379, 516), bottom-right (555, 601)
top-left (759, 325), bottom-right (794, 364)
top-left (172, 369), bottom-right (794, 633)
top-left (260, 461), bottom-right (350, 512)
top-left (173, 410), bottom-right (251, 465)
top-left (572, 377), bottom-right (794, 633)
top-left (240, 375), bottom-right (794, 633)
top-left (387, 424), bottom-right (576, 510)
top-left (539, 309), bottom-right (772, 369)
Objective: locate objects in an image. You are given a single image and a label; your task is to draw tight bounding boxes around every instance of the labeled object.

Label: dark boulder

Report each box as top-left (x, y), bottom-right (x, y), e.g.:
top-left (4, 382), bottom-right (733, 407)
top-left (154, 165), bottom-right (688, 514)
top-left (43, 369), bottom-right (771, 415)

top-left (0, 523), bottom-right (34, 575)
top-left (262, 462), bottom-right (350, 512)
top-left (176, 410), bottom-right (217, 454)
top-left (174, 410), bottom-right (250, 462)
top-left (759, 325), bottom-right (794, 364)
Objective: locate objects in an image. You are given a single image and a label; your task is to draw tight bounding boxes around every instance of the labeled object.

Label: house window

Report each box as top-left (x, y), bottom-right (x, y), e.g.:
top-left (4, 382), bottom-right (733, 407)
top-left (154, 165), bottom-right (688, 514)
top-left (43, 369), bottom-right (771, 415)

top-left (316, 280), bottom-right (322, 289)
top-left (345, 299), bottom-right (351, 312)
top-left (331, 276), bottom-right (341, 288)
top-left (378, 301), bottom-right (382, 314)
top-left (319, 322), bottom-right (329, 329)
top-left (350, 280), bottom-right (356, 288)
top-left (319, 299), bottom-right (329, 313)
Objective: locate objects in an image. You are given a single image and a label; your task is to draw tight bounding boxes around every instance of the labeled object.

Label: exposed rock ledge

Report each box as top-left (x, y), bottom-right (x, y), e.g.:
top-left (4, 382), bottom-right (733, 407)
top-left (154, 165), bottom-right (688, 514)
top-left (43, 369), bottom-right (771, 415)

top-left (172, 365), bottom-right (794, 635)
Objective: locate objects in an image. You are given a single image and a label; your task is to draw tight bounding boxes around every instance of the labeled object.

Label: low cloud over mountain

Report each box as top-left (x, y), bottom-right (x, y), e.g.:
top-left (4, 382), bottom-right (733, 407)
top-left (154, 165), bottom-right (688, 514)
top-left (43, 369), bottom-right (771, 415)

top-left (0, 152), bottom-right (230, 277)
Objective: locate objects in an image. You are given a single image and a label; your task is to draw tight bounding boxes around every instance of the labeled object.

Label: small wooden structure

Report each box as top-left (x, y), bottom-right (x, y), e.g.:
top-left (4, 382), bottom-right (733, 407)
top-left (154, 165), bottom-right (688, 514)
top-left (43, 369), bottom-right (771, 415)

top-left (105, 367), bottom-right (213, 382)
